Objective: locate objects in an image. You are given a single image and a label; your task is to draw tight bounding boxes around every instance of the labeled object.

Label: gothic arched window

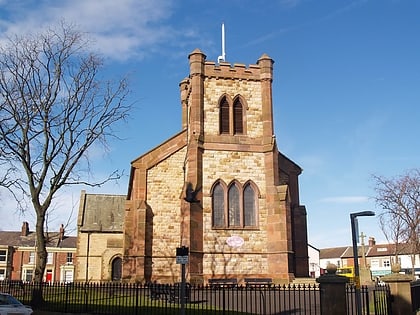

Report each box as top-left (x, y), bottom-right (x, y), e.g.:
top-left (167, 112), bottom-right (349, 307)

top-left (233, 99), bottom-right (243, 134)
top-left (228, 183), bottom-right (240, 227)
top-left (111, 257), bottom-right (122, 281)
top-left (211, 180), bottom-right (258, 229)
top-left (212, 182), bottom-right (225, 228)
top-left (219, 97), bottom-right (230, 134)
top-left (243, 183), bottom-right (256, 226)
top-left (218, 95), bottom-right (246, 135)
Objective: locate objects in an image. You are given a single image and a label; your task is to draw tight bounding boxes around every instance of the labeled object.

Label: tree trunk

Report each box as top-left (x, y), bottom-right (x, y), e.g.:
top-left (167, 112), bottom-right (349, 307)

top-left (31, 283), bottom-right (44, 308)
top-left (34, 213), bottom-right (47, 282)
top-left (31, 213), bottom-right (47, 306)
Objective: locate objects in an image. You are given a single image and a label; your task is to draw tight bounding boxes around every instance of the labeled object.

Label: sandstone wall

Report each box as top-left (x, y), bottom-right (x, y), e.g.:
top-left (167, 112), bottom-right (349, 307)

top-left (146, 147), bottom-right (186, 282)
top-left (75, 233), bottom-right (123, 281)
top-left (203, 77), bottom-right (263, 138)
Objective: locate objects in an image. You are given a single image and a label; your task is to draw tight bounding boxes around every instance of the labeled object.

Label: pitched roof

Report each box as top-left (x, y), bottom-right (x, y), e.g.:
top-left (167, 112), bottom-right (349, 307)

top-left (78, 191), bottom-right (126, 233)
top-left (368, 243), bottom-right (414, 256)
top-left (320, 242), bottom-right (416, 259)
top-left (0, 231), bottom-right (76, 249)
top-left (319, 246), bottom-right (349, 259)
top-left (308, 243), bottom-right (320, 252)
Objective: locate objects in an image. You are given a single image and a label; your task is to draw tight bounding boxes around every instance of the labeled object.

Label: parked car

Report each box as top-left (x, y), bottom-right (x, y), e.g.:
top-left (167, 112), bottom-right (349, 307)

top-left (0, 292), bottom-right (33, 315)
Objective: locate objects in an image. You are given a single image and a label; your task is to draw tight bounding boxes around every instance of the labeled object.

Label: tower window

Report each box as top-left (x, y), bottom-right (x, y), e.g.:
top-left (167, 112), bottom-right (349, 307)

top-left (218, 95), bottom-right (246, 135)
top-left (212, 180), bottom-right (258, 229)
top-left (233, 99), bottom-right (243, 134)
top-left (219, 97), bottom-right (230, 134)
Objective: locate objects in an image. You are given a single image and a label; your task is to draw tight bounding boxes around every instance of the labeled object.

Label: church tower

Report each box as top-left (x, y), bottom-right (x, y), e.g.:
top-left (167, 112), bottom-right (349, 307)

top-left (123, 49), bottom-right (309, 283)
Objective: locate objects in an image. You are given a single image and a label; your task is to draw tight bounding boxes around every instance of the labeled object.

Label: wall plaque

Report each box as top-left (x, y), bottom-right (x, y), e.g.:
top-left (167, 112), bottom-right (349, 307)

top-left (226, 235), bottom-right (244, 248)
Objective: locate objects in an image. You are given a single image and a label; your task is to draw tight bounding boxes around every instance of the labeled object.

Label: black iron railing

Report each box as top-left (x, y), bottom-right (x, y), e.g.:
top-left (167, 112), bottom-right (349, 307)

top-left (0, 281), bottom-right (391, 315)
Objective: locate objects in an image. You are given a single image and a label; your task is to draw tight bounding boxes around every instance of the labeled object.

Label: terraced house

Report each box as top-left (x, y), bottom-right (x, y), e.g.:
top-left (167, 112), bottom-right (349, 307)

top-left (77, 49), bottom-right (309, 284)
top-left (0, 222), bottom-right (76, 282)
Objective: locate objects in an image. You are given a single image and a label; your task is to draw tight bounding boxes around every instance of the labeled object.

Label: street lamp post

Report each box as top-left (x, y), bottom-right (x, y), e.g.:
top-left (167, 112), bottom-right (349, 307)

top-left (350, 211), bottom-right (375, 315)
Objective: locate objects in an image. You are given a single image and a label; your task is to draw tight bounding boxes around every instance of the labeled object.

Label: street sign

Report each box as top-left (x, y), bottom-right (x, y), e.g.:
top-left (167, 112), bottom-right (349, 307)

top-left (176, 246), bottom-right (189, 265)
top-left (176, 256), bottom-right (189, 264)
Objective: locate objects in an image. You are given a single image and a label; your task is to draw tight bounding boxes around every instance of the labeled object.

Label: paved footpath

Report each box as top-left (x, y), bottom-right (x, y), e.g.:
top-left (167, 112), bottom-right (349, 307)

top-left (34, 312), bottom-right (91, 315)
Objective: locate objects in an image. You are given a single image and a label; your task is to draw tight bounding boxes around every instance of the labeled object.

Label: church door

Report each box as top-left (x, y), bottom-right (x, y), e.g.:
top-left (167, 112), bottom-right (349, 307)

top-left (111, 257), bottom-right (122, 281)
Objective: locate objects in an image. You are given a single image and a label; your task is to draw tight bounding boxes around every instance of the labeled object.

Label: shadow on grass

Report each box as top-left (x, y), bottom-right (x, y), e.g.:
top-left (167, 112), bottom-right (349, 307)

top-left (36, 301), bottom-right (261, 315)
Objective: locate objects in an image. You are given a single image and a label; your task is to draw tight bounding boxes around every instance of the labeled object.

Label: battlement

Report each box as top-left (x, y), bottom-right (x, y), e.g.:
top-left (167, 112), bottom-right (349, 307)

top-left (204, 61), bottom-right (262, 81)
top-left (188, 48), bottom-right (273, 82)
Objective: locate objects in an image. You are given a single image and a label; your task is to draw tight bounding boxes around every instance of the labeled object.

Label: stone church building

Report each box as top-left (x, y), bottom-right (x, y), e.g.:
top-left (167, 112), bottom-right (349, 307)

top-left (76, 49), bottom-right (309, 284)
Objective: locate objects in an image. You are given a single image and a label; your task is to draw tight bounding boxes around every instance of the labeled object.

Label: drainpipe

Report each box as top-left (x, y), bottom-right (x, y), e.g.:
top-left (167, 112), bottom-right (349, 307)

top-left (85, 232), bottom-right (91, 282)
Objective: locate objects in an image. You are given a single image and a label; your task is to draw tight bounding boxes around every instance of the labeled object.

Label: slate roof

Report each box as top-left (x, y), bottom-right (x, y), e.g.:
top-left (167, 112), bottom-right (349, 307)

top-left (0, 230), bottom-right (76, 249)
top-left (78, 191), bottom-right (126, 233)
top-left (319, 246), bottom-right (349, 259)
top-left (368, 243), bottom-right (413, 256)
top-left (342, 246), bottom-right (369, 258)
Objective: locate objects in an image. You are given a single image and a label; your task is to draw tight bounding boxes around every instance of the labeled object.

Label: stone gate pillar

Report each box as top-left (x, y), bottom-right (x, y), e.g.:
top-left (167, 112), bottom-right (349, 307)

top-left (381, 264), bottom-right (414, 315)
top-left (316, 264), bottom-right (349, 315)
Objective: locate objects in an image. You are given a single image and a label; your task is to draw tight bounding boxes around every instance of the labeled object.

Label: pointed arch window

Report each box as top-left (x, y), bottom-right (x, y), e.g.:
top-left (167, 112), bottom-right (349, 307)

top-left (233, 99), bottom-right (243, 134)
top-left (219, 97), bottom-right (230, 134)
top-left (243, 183), bottom-right (256, 226)
top-left (212, 183), bottom-right (225, 228)
top-left (111, 257), bottom-right (122, 281)
top-left (228, 184), bottom-right (240, 227)
top-left (218, 95), bottom-right (246, 135)
top-left (211, 180), bottom-right (258, 229)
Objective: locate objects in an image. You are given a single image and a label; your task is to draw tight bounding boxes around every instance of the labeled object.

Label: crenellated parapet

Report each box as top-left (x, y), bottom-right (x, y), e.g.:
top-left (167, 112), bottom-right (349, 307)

top-left (188, 48), bottom-right (273, 82)
top-left (203, 58), bottom-right (273, 81)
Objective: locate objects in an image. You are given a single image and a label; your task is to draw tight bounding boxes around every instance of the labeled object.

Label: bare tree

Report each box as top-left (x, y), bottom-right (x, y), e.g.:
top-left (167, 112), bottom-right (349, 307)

top-left (372, 170), bottom-right (420, 276)
top-left (378, 209), bottom-right (404, 264)
top-left (0, 23), bottom-right (131, 286)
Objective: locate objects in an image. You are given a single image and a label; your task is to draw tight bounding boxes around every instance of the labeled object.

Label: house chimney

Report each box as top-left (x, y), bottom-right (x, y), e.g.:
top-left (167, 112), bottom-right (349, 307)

top-left (368, 237), bottom-right (376, 247)
top-left (21, 221), bottom-right (29, 236)
top-left (59, 224), bottom-right (65, 241)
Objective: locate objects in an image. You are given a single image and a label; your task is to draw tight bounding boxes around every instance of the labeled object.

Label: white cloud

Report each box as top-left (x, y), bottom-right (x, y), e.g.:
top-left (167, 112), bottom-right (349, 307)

top-left (0, 0), bottom-right (178, 61)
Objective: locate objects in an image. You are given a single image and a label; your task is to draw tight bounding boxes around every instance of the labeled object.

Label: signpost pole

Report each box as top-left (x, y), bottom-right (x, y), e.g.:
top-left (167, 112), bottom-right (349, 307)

top-left (350, 211), bottom-right (375, 315)
top-left (180, 263), bottom-right (186, 315)
top-left (176, 246), bottom-right (189, 315)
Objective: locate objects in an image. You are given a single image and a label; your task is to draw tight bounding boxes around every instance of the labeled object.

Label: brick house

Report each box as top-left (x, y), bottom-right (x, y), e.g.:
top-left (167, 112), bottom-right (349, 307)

top-left (0, 222), bottom-right (76, 282)
top-left (123, 49), bottom-right (309, 284)
top-left (319, 237), bottom-right (420, 279)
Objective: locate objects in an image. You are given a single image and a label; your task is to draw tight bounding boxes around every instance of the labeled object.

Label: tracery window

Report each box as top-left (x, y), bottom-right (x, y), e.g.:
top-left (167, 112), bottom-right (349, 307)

top-left (212, 180), bottom-right (258, 228)
top-left (218, 95), bottom-right (246, 135)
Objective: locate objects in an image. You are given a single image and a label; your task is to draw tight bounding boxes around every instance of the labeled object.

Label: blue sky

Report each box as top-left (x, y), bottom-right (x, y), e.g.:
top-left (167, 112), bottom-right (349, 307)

top-left (0, 0), bottom-right (419, 248)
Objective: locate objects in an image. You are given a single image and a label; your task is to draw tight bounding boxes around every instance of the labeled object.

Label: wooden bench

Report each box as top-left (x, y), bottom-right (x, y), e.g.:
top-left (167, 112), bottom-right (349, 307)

top-left (208, 278), bottom-right (238, 289)
top-left (244, 278), bottom-right (273, 288)
top-left (149, 283), bottom-right (190, 303)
